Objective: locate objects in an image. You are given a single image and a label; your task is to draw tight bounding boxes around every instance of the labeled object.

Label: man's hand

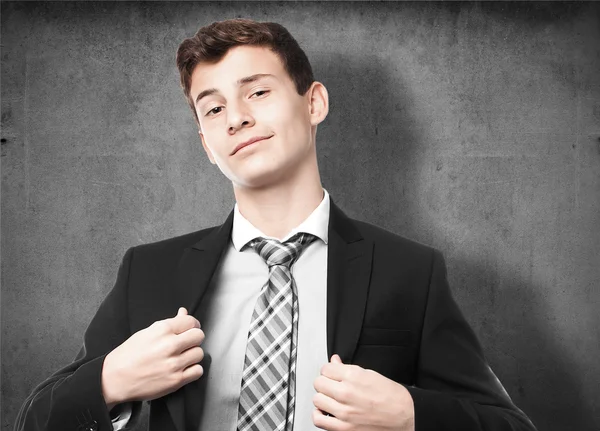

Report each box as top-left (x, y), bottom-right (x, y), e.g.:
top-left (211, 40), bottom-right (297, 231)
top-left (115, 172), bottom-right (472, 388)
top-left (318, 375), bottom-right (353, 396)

top-left (312, 354), bottom-right (415, 431)
top-left (101, 307), bottom-right (205, 410)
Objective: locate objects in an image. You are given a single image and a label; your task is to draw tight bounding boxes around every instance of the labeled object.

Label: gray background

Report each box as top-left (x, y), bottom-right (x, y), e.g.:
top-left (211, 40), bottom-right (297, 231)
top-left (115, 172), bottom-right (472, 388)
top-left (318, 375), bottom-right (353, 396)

top-left (2, 1), bottom-right (599, 430)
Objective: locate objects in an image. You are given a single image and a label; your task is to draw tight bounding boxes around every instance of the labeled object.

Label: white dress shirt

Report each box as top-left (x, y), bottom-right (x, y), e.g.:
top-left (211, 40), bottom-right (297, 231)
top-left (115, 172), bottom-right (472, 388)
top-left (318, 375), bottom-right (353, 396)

top-left (112, 189), bottom-right (330, 430)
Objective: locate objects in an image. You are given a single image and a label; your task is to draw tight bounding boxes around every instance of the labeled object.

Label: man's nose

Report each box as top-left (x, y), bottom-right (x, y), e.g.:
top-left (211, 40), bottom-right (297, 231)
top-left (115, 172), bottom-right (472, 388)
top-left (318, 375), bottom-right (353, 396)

top-left (227, 101), bottom-right (255, 134)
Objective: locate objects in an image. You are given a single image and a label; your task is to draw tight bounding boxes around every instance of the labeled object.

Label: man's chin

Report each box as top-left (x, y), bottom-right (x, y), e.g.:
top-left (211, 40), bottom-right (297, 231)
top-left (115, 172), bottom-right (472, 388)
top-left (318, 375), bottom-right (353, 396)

top-left (230, 168), bottom-right (292, 191)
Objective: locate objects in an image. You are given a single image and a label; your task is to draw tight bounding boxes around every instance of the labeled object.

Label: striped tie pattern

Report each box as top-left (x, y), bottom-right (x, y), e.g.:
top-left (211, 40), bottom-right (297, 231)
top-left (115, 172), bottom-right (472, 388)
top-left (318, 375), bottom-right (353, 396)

top-left (237, 233), bottom-right (317, 431)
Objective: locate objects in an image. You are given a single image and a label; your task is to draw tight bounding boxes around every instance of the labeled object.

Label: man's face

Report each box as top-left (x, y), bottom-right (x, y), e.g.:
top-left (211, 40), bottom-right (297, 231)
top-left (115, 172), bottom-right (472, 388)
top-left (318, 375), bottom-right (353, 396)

top-left (190, 45), bottom-right (326, 188)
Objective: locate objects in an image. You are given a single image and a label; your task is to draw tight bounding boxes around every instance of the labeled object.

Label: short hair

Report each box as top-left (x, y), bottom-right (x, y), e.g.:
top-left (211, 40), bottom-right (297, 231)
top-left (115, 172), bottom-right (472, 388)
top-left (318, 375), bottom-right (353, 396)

top-left (176, 18), bottom-right (315, 126)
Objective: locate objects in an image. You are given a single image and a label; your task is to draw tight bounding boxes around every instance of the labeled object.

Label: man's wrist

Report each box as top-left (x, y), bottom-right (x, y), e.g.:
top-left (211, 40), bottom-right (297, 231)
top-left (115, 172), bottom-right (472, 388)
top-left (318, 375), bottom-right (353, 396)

top-left (397, 383), bottom-right (415, 431)
top-left (101, 352), bottom-right (126, 411)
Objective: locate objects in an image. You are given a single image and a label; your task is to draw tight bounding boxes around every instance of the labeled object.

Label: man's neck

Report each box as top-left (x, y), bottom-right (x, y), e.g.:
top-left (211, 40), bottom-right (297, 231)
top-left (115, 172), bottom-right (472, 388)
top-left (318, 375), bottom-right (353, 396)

top-left (233, 175), bottom-right (324, 240)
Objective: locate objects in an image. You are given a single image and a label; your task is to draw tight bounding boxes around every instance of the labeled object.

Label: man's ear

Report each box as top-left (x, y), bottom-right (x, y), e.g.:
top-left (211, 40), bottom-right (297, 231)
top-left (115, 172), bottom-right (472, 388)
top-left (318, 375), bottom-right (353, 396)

top-left (199, 131), bottom-right (216, 165)
top-left (307, 81), bottom-right (329, 126)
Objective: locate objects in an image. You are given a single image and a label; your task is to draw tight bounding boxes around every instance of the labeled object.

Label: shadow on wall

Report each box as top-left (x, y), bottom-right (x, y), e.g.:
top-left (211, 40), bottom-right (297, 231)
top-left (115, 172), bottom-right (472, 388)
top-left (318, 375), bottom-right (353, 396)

top-left (315, 51), bottom-right (422, 236)
top-left (314, 52), bottom-right (596, 430)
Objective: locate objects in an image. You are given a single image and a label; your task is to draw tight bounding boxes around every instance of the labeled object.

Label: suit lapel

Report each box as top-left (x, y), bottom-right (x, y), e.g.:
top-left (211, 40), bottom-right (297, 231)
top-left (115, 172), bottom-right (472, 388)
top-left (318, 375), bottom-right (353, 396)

top-left (327, 200), bottom-right (374, 363)
top-left (165, 209), bottom-right (234, 431)
top-left (175, 209), bottom-right (234, 316)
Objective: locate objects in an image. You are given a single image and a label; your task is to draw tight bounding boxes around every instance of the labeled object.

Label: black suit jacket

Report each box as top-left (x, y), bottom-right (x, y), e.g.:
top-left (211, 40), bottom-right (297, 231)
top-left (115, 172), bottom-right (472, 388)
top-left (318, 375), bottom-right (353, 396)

top-left (15, 199), bottom-right (536, 431)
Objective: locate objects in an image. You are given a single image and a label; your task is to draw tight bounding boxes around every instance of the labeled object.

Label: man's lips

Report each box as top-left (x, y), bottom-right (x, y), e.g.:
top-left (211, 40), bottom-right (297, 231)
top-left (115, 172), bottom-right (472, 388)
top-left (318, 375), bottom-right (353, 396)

top-left (231, 135), bottom-right (273, 155)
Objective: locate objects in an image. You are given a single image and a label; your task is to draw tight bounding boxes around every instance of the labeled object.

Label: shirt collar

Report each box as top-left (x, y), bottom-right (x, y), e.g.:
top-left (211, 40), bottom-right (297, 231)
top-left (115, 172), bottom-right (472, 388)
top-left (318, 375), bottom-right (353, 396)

top-left (231, 189), bottom-right (330, 251)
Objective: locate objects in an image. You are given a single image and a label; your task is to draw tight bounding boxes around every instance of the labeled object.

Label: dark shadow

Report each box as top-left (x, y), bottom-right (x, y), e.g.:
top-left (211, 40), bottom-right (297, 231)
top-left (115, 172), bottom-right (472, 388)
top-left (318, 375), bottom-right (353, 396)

top-left (315, 52), bottom-right (421, 238)
top-left (314, 50), bottom-right (597, 430)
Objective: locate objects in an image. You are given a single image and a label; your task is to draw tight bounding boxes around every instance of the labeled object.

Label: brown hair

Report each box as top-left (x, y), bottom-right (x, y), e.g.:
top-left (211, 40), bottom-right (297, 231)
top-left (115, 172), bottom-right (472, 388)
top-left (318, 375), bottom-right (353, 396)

top-left (176, 19), bottom-right (315, 125)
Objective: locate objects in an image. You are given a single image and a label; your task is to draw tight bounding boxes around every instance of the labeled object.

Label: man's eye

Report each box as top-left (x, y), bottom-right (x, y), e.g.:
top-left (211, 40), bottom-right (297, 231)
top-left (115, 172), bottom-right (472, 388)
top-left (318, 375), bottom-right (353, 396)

top-left (206, 107), bottom-right (222, 116)
top-left (251, 90), bottom-right (269, 98)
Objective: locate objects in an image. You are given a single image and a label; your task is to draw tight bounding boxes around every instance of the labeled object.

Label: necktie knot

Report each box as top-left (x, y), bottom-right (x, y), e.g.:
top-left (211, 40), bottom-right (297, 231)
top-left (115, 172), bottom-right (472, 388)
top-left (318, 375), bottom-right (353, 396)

top-left (245, 233), bottom-right (317, 268)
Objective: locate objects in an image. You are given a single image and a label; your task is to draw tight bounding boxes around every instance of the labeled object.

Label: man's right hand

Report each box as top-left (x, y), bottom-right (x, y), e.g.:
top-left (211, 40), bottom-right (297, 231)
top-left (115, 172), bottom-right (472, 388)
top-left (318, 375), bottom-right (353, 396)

top-left (101, 307), bottom-right (205, 410)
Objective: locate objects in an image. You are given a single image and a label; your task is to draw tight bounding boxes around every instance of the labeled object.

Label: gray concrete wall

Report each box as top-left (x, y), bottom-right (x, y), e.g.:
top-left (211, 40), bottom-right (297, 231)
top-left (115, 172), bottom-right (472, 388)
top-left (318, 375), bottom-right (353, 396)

top-left (2, 2), bottom-right (599, 430)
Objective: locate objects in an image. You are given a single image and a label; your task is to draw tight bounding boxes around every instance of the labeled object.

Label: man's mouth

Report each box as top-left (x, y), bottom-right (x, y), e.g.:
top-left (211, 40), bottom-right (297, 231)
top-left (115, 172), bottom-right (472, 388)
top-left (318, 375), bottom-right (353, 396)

top-left (231, 135), bottom-right (273, 155)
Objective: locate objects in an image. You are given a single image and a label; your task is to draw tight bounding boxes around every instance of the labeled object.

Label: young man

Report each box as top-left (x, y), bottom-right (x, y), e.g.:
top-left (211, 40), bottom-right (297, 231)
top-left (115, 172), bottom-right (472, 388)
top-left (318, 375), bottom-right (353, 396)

top-left (15, 19), bottom-right (536, 431)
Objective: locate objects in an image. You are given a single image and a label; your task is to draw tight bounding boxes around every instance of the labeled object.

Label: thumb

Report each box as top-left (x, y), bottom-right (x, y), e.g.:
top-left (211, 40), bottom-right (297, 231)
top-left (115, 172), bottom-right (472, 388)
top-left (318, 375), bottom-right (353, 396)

top-left (176, 307), bottom-right (201, 329)
top-left (331, 354), bottom-right (343, 364)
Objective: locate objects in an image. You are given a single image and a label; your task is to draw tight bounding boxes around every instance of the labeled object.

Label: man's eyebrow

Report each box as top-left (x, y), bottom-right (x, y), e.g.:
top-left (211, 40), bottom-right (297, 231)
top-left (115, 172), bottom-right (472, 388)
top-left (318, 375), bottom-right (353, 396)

top-left (194, 73), bottom-right (275, 105)
top-left (237, 73), bottom-right (275, 86)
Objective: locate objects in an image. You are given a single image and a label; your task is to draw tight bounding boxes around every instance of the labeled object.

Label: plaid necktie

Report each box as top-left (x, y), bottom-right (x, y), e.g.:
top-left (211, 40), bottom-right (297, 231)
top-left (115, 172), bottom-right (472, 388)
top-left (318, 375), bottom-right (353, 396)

top-left (237, 232), bottom-right (317, 431)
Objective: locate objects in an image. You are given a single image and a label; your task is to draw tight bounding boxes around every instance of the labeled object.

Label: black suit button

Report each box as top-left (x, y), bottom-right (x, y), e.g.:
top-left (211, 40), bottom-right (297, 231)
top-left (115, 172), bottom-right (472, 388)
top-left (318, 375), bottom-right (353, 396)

top-left (83, 421), bottom-right (98, 431)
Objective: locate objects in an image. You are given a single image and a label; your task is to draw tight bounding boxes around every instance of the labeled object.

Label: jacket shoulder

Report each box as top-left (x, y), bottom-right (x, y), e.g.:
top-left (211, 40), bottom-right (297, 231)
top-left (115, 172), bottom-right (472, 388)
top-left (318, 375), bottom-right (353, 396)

top-left (350, 218), bottom-right (441, 263)
top-left (131, 225), bottom-right (218, 257)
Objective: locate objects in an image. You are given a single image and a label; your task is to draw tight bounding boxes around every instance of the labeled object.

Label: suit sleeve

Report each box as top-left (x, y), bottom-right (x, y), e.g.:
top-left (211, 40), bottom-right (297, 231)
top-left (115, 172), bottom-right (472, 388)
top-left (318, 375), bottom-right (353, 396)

top-left (404, 250), bottom-right (537, 431)
top-left (14, 248), bottom-right (143, 431)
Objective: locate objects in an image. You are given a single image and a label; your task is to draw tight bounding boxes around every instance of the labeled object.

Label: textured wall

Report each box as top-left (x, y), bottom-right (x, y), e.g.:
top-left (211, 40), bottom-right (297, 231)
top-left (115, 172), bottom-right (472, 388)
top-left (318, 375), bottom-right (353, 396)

top-left (2, 2), bottom-right (599, 430)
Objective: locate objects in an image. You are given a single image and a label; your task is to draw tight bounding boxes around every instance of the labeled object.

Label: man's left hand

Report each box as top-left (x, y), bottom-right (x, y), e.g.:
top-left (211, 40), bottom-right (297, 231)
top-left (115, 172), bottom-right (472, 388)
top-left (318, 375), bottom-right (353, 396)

top-left (312, 354), bottom-right (415, 431)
